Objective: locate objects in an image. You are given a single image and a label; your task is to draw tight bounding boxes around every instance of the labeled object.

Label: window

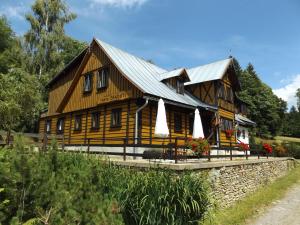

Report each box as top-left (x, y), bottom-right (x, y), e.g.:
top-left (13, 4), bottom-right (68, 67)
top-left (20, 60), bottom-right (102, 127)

top-left (46, 119), bottom-right (51, 134)
top-left (226, 87), bottom-right (234, 102)
top-left (97, 67), bottom-right (109, 89)
top-left (219, 84), bottom-right (225, 99)
top-left (111, 108), bottom-right (121, 127)
top-left (56, 118), bottom-right (64, 134)
top-left (242, 130), bottom-right (246, 139)
top-left (174, 113), bottom-right (182, 133)
top-left (189, 115), bottom-right (194, 135)
top-left (176, 80), bottom-right (184, 94)
top-left (91, 112), bottom-right (100, 129)
top-left (220, 118), bottom-right (233, 131)
top-left (83, 73), bottom-right (93, 92)
top-left (74, 115), bottom-right (82, 131)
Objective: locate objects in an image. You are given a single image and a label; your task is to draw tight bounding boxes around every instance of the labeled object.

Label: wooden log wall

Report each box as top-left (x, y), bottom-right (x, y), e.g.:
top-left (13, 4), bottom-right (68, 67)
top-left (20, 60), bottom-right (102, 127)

top-left (63, 43), bottom-right (142, 113)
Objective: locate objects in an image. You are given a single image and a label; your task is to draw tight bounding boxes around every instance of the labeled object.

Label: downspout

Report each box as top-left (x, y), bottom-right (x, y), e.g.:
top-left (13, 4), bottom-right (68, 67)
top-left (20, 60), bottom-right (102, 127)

top-left (134, 98), bottom-right (149, 155)
top-left (215, 111), bottom-right (220, 148)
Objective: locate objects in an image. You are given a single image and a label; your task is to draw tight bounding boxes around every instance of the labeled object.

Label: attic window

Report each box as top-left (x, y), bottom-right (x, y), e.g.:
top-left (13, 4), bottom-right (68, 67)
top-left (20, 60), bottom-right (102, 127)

top-left (83, 73), bottom-right (93, 93)
top-left (176, 80), bottom-right (184, 94)
top-left (97, 67), bottom-right (109, 89)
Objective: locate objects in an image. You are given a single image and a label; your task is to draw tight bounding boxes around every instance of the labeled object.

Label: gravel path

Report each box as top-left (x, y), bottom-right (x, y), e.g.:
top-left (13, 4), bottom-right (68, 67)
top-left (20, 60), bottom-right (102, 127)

top-left (249, 183), bottom-right (300, 225)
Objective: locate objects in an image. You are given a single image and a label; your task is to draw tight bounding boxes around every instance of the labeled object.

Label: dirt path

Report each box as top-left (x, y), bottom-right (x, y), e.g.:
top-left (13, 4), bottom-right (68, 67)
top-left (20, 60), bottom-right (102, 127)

top-left (248, 183), bottom-right (300, 225)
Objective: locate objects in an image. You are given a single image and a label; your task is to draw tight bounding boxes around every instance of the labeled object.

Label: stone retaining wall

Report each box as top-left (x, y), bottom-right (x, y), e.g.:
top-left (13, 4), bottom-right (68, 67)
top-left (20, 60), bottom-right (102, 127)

top-left (207, 158), bottom-right (295, 208)
top-left (112, 157), bottom-right (296, 208)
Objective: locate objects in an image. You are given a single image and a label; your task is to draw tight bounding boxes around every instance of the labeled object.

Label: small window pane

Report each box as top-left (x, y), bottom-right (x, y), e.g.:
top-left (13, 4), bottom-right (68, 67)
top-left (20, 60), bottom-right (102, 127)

top-left (46, 120), bottom-right (51, 133)
top-left (84, 73), bottom-right (92, 92)
top-left (111, 108), bottom-right (121, 127)
top-left (174, 113), bottom-right (182, 132)
top-left (56, 118), bottom-right (64, 134)
top-left (74, 115), bottom-right (82, 131)
top-left (91, 112), bottom-right (100, 129)
top-left (97, 68), bottom-right (109, 89)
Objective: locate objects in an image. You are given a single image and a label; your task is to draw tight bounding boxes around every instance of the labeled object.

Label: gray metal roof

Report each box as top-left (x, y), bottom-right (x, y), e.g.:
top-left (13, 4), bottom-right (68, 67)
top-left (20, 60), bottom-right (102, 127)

top-left (185, 58), bottom-right (232, 85)
top-left (235, 114), bottom-right (256, 126)
top-left (96, 39), bottom-right (215, 109)
top-left (158, 68), bottom-right (187, 81)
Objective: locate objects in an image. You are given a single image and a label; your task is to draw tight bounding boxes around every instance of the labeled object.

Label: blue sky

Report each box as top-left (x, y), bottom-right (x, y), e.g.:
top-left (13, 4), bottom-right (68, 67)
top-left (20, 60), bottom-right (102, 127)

top-left (1, 0), bottom-right (300, 108)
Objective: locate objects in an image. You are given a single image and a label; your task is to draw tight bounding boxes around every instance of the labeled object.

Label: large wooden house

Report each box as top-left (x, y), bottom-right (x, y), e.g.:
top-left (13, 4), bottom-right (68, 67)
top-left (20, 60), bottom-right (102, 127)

top-left (39, 38), bottom-right (254, 152)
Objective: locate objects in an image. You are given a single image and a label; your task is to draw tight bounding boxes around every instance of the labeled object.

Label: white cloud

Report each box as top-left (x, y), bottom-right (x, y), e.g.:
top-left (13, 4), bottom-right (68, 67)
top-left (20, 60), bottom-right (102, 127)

top-left (273, 74), bottom-right (300, 109)
top-left (89, 0), bottom-right (148, 8)
top-left (0, 5), bottom-right (27, 20)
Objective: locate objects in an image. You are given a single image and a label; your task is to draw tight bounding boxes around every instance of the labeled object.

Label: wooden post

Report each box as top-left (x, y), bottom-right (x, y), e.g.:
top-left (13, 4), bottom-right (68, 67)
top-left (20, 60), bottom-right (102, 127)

top-left (43, 133), bottom-right (47, 151)
top-left (175, 137), bottom-right (178, 164)
top-left (123, 138), bottom-right (126, 161)
top-left (230, 141), bottom-right (232, 161)
top-left (87, 138), bottom-right (90, 154)
top-left (208, 147), bottom-right (211, 162)
top-left (245, 148), bottom-right (248, 160)
top-left (62, 135), bottom-right (65, 152)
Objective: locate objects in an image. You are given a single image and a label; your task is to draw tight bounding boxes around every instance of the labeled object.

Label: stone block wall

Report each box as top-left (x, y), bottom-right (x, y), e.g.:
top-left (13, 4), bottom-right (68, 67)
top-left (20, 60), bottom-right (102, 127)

top-left (207, 158), bottom-right (295, 208)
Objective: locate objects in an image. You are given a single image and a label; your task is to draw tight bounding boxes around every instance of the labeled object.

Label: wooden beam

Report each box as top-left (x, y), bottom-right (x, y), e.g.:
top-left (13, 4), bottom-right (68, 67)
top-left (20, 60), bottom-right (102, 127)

top-left (84, 110), bottom-right (88, 144)
top-left (149, 104), bottom-right (153, 145)
top-left (126, 100), bottom-right (130, 144)
top-left (103, 105), bottom-right (107, 145)
top-left (68, 113), bottom-right (73, 144)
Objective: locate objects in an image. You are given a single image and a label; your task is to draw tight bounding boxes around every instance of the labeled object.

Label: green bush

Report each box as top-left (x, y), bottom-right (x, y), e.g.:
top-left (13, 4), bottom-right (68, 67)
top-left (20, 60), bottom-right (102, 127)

top-left (286, 142), bottom-right (300, 159)
top-left (120, 171), bottom-right (210, 225)
top-left (0, 137), bottom-right (211, 224)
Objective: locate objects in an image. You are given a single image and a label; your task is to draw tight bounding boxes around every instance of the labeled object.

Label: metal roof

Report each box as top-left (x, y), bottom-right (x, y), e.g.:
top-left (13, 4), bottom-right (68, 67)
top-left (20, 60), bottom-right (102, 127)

top-left (158, 68), bottom-right (188, 81)
top-left (235, 114), bottom-right (256, 126)
top-left (185, 58), bottom-right (232, 85)
top-left (96, 39), bottom-right (215, 109)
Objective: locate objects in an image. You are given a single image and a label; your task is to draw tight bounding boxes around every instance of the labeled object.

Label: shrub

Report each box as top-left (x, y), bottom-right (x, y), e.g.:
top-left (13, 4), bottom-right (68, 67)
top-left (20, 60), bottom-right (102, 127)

top-left (0, 137), bottom-right (211, 224)
top-left (286, 142), bottom-right (300, 159)
top-left (186, 138), bottom-right (210, 157)
top-left (120, 171), bottom-right (210, 225)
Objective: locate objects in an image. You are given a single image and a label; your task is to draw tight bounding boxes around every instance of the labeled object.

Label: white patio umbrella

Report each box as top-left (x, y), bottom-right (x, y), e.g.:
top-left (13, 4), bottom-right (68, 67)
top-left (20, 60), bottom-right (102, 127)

top-left (154, 99), bottom-right (169, 137)
top-left (193, 108), bottom-right (205, 138)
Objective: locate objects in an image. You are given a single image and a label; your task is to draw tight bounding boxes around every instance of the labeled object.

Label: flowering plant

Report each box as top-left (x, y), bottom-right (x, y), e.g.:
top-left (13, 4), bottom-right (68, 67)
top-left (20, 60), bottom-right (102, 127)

top-left (186, 137), bottom-right (210, 157)
top-left (225, 129), bottom-right (234, 138)
top-left (238, 142), bottom-right (249, 151)
top-left (263, 143), bottom-right (272, 154)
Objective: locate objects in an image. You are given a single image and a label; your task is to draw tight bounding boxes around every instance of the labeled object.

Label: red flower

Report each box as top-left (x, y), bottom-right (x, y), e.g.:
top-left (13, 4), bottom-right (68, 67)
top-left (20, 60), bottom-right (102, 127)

top-left (238, 142), bottom-right (249, 151)
top-left (263, 143), bottom-right (272, 154)
top-left (225, 129), bottom-right (234, 138)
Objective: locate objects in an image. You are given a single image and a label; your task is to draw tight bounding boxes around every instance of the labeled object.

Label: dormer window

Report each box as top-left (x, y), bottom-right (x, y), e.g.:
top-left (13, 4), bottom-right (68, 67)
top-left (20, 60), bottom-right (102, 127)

top-left (97, 67), bottom-right (109, 89)
top-left (83, 73), bottom-right (93, 93)
top-left (176, 80), bottom-right (184, 94)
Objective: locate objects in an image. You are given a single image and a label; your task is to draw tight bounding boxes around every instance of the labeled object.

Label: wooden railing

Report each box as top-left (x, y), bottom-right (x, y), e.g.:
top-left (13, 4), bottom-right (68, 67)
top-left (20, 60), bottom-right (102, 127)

top-left (0, 133), bottom-right (277, 164)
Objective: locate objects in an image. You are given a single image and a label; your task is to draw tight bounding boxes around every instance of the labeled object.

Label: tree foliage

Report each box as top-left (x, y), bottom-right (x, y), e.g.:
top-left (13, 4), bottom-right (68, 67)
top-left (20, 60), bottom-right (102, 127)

top-left (235, 61), bottom-right (287, 137)
top-left (24, 0), bottom-right (77, 80)
top-left (0, 69), bottom-right (44, 133)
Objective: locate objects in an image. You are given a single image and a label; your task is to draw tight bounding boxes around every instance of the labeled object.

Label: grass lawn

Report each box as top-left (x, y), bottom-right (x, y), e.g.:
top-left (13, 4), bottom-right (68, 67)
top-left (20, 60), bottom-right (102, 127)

top-left (202, 163), bottom-right (300, 225)
top-left (275, 136), bottom-right (300, 143)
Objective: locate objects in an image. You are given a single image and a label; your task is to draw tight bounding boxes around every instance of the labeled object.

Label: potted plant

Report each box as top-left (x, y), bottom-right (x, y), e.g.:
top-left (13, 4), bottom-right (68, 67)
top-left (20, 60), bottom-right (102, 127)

top-left (263, 143), bottom-right (272, 154)
top-left (225, 129), bottom-right (234, 138)
top-left (186, 138), bottom-right (210, 157)
top-left (238, 142), bottom-right (249, 151)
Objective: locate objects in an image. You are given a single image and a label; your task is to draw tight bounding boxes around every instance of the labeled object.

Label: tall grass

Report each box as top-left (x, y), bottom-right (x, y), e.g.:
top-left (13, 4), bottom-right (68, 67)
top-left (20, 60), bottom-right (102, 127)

top-left (0, 136), bottom-right (211, 225)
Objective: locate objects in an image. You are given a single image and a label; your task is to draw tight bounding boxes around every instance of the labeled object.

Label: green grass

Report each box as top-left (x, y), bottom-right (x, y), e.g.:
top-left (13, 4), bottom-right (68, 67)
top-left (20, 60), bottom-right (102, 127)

top-left (202, 163), bottom-right (300, 225)
top-left (275, 136), bottom-right (300, 143)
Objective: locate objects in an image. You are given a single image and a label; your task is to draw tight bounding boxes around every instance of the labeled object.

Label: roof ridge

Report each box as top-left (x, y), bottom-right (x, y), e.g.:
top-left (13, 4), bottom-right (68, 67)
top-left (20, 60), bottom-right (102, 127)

top-left (96, 38), bottom-right (167, 74)
top-left (188, 58), bottom-right (231, 70)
